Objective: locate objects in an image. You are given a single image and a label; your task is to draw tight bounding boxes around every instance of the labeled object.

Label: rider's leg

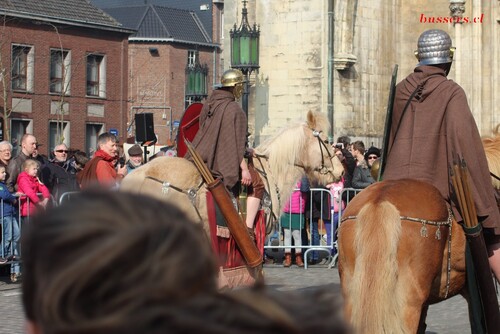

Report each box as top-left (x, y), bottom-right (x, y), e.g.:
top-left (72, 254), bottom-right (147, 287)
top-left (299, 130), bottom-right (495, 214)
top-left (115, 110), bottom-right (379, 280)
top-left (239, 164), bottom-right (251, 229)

top-left (487, 242), bottom-right (500, 283)
top-left (246, 159), bottom-right (264, 229)
top-left (246, 196), bottom-right (261, 229)
top-left (484, 230), bottom-right (500, 282)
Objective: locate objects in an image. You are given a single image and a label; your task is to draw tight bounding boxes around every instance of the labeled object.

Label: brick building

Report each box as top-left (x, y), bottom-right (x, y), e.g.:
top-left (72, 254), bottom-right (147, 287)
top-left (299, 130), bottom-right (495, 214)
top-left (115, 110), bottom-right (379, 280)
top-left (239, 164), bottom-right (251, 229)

top-left (99, 2), bottom-right (221, 146)
top-left (0, 0), bottom-right (134, 157)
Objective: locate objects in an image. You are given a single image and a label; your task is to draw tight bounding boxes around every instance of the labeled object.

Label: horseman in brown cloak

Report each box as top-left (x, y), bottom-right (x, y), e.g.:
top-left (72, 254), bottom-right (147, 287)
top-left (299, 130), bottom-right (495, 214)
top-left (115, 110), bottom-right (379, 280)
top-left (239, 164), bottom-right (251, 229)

top-left (186, 70), bottom-right (248, 195)
top-left (383, 29), bottom-right (500, 282)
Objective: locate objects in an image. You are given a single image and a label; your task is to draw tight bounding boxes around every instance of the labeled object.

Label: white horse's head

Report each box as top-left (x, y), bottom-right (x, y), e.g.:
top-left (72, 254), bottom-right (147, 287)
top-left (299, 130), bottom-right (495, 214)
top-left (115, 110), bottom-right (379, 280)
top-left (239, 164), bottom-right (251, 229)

top-left (302, 111), bottom-right (344, 185)
top-left (256, 110), bottom-right (343, 188)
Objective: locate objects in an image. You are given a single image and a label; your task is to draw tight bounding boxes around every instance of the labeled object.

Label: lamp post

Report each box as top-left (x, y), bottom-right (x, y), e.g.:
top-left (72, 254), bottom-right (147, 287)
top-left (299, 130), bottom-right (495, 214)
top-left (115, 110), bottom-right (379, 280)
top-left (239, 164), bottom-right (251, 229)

top-left (229, 0), bottom-right (260, 118)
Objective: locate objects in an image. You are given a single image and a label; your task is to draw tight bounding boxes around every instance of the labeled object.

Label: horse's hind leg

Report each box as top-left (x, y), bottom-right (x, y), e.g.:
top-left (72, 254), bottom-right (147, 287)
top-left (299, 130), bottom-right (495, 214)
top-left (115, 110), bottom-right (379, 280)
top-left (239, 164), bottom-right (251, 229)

top-left (417, 304), bottom-right (429, 334)
top-left (400, 271), bottom-right (430, 334)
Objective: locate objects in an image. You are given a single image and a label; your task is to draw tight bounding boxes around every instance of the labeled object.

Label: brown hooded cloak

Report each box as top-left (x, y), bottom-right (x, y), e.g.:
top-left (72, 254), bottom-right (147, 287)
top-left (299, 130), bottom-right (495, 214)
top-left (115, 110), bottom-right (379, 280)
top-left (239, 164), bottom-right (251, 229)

top-left (187, 89), bottom-right (247, 191)
top-left (384, 65), bottom-right (500, 234)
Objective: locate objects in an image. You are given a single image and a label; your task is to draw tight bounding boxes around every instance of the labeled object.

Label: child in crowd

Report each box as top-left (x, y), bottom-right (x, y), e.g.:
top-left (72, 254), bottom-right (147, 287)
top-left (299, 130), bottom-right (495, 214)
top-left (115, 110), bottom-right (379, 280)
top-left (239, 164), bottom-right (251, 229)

top-left (326, 176), bottom-right (345, 256)
top-left (280, 176), bottom-right (309, 267)
top-left (0, 164), bottom-right (22, 282)
top-left (17, 159), bottom-right (50, 221)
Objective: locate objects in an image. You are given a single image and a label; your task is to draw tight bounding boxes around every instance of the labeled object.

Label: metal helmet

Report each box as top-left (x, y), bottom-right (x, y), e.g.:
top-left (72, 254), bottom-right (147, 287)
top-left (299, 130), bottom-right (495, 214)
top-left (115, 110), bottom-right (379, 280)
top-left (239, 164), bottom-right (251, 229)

top-left (220, 69), bottom-right (244, 87)
top-left (370, 158), bottom-right (381, 181)
top-left (415, 29), bottom-right (455, 66)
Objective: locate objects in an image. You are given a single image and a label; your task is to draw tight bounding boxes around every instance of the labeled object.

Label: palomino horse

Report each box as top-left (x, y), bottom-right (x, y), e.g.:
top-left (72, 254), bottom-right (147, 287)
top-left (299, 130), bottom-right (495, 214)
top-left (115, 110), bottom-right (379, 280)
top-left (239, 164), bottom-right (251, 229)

top-left (483, 124), bottom-right (500, 191)
top-left (338, 129), bottom-right (500, 333)
top-left (121, 110), bottom-right (343, 286)
top-left (338, 179), bottom-right (466, 333)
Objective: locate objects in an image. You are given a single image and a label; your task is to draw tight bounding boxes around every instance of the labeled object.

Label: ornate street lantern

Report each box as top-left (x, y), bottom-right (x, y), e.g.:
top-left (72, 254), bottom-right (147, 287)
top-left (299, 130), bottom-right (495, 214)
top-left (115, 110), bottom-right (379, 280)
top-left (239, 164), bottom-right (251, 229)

top-left (230, 0), bottom-right (260, 74)
top-left (229, 0), bottom-right (260, 117)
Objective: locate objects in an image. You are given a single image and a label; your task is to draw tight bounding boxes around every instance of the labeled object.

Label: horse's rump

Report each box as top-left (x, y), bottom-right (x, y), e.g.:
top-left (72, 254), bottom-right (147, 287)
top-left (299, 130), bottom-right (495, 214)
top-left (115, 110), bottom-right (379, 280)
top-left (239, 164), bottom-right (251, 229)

top-left (338, 179), bottom-right (463, 333)
top-left (121, 157), bottom-right (208, 232)
top-left (121, 156), bottom-right (262, 288)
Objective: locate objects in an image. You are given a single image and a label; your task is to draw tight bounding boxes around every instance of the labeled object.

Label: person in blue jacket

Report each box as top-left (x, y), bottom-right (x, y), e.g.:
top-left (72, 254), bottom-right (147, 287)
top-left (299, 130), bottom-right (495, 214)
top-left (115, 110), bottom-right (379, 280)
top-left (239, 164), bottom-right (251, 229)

top-left (0, 164), bottom-right (21, 282)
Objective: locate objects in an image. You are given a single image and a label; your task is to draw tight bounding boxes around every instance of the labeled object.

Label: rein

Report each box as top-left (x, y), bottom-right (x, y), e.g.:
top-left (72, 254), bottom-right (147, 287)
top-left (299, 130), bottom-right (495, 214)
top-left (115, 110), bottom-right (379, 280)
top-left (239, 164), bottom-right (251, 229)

top-left (341, 207), bottom-right (454, 298)
top-left (253, 153), bottom-right (280, 224)
top-left (491, 172), bottom-right (500, 182)
top-left (312, 129), bottom-right (335, 175)
top-left (144, 176), bottom-right (205, 221)
top-left (252, 127), bottom-right (335, 219)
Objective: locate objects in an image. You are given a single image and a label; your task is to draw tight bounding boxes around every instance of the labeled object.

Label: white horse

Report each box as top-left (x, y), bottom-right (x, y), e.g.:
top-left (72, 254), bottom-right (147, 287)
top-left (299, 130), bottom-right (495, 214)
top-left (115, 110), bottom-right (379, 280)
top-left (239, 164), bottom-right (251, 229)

top-left (121, 110), bottom-right (344, 286)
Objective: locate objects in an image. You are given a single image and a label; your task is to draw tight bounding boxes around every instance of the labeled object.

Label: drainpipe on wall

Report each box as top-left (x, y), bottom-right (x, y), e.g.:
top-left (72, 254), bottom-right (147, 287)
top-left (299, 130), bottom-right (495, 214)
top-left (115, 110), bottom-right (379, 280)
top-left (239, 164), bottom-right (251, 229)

top-left (120, 39), bottom-right (125, 140)
top-left (327, 0), bottom-right (335, 143)
top-left (213, 48), bottom-right (217, 88)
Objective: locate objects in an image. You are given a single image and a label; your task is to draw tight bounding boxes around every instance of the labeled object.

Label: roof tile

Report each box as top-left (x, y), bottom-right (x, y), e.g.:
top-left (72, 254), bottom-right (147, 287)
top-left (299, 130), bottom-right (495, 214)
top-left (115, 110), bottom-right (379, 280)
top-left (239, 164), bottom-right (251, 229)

top-left (104, 4), bottom-right (212, 45)
top-left (0, 0), bottom-right (123, 28)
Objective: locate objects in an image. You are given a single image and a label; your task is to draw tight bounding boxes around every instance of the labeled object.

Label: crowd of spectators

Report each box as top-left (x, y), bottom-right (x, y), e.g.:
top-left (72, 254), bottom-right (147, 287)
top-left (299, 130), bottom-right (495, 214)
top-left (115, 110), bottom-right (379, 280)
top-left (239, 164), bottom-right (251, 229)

top-left (2, 131), bottom-right (381, 275)
top-left (274, 136), bottom-right (382, 267)
top-left (0, 132), bottom-right (144, 282)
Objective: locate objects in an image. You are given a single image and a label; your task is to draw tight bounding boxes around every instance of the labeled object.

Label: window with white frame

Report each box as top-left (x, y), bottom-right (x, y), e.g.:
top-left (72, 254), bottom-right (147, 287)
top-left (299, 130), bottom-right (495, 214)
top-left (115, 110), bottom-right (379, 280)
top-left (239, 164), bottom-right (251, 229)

top-left (50, 49), bottom-right (71, 95)
top-left (187, 50), bottom-right (197, 68)
top-left (11, 119), bottom-right (32, 157)
top-left (12, 44), bottom-right (34, 92)
top-left (221, 9), bottom-right (225, 40)
top-left (86, 54), bottom-right (106, 98)
top-left (85, 123), bottom-right (103, 156)
top-left (49, 121), bottom-right (70, 152)
top-left (185, 96), bottom-right (195, 110)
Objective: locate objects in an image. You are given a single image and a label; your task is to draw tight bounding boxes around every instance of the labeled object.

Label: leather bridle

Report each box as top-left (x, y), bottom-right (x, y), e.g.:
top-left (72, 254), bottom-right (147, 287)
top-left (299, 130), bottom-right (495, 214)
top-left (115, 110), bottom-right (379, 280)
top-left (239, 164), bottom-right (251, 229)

top-left (312, 129), bottom-right (335, 175)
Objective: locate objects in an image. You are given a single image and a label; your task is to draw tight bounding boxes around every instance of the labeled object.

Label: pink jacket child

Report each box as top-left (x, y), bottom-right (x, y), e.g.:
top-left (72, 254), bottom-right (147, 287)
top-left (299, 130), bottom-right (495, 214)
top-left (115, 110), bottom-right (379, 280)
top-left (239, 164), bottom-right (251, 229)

top-left (283, 178), bottom-right (309, 214)
top-left (17, 159), bottom-right (50, 217)
top-left (327, 177), bottom-right (345, 213)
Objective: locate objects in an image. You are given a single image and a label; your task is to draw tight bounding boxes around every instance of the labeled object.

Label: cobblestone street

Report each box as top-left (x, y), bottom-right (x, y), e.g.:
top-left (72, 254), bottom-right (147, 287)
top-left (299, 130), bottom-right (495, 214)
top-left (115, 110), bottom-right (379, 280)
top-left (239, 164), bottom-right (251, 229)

top-left (0, 276), bottom-right (24, 334)
top-left (2, 264), bottom-right (495, 333)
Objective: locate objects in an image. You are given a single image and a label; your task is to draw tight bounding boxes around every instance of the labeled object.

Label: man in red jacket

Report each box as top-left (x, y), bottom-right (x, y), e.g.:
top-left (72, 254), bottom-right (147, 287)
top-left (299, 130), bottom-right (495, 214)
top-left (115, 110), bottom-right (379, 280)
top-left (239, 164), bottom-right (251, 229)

top-left (79, 133), bottom-right (127, 189)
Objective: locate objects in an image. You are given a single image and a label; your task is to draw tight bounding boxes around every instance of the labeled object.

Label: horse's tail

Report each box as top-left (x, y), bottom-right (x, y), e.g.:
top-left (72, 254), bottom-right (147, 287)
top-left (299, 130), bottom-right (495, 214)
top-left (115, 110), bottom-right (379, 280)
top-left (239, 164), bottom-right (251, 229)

top-left (349, 201), bottom-right (409, 334)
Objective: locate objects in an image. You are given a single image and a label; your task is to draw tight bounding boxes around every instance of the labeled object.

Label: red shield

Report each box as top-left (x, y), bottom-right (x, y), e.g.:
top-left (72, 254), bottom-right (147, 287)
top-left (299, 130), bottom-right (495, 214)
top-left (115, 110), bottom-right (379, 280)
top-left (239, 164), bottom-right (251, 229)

top-left (176, 102), bottom-right (203, 157)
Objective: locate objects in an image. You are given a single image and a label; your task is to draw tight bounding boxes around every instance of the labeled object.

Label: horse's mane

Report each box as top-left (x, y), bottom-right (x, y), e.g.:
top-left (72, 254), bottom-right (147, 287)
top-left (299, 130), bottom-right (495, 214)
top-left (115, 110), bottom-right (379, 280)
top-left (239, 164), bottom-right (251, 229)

top-left (483, 124), bottom-right (500, 189)
top-left (255, 120), bottom-right (306, 189)
top-left (255, 112), bottom-right (330, 190)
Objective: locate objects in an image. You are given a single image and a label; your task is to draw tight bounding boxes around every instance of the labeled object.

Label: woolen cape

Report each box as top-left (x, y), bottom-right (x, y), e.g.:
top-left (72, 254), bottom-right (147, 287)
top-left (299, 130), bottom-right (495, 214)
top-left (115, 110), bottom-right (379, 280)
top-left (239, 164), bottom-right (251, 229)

top-left (384, 65), bottom-right (500, 234)
top-left (187, 89), bottom-right (247, 190)
top-left (78, 150), bottom-right (116, 189)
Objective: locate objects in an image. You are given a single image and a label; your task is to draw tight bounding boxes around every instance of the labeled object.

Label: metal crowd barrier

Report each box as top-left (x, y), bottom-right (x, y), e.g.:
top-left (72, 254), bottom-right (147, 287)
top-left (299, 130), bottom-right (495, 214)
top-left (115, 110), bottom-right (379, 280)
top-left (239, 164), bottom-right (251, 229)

top-left (2, 188), bottom-right (364, 274)
top-left (58, 191), bottom-right (81, 206)
top-left (329, 187), bottom-right (362, 268)
top-left (263, 187), bottom-right (362, 269)
top-left (302, 188), bottom-right (335, 269)
top-left (263, 187), bottom-right (360, 269)
top-left (0, 195), bottom-right (37, 268)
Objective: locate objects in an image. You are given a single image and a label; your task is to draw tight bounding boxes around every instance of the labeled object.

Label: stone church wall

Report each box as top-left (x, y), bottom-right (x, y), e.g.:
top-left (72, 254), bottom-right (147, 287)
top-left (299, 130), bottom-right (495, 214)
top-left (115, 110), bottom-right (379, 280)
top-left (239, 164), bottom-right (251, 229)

top-left (223, 0), bottom-right (499, 146)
